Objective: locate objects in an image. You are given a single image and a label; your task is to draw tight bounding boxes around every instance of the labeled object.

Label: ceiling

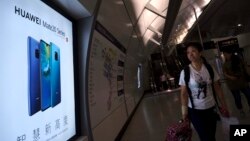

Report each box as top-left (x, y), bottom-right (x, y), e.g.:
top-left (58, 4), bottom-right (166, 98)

top-left (185, 0), bottom-right (250, 42)
top-left (51, 0), bottom-right (250, 55)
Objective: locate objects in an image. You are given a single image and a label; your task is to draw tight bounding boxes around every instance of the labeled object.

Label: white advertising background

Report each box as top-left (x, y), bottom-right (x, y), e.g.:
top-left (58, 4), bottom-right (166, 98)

top-left (88, 30), bottom-right (126, 128)
top-left (0, 1), bottom-right (75, 141)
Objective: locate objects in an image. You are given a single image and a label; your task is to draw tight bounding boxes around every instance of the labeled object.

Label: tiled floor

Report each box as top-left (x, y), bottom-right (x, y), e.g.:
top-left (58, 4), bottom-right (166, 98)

top-left (121, 83), bottom-right (250, 141)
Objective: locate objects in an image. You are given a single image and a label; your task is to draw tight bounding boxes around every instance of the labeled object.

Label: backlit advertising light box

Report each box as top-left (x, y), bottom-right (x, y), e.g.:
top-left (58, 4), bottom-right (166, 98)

top-left (0, 0), bottom-right (76, 140)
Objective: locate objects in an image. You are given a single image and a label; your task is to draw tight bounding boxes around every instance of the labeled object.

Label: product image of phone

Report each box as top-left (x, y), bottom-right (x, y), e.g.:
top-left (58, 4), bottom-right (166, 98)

top-left (40, 40), bottom-right (51, 111)
top-left (28, 36), bottom-right (41, 116)
top-left (50, 42), bottom-right (61, 107)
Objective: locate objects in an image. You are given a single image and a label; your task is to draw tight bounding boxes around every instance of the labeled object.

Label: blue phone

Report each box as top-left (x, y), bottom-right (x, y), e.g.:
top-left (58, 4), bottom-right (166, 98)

top-left (50, 42), bottom-right (61, 107)
top-left (40, 40), bottom-right (51, 111)
top-left (28, 36), bottom-right (41, 116)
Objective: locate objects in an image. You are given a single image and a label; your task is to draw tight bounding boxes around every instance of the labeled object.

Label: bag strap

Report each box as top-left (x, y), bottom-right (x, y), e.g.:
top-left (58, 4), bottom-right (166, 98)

top-left (203, 62), bottom-right (220, 107)
top-left (184, 65), bottom-right (195, 108)
top-left (184, 62), bottom-right (220, 109)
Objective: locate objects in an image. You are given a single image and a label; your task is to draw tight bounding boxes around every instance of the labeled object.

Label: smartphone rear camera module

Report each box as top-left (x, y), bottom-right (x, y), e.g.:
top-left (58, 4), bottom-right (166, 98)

top-left (35, 49), bottom-right (39, 58)
top-left (55, 52), bottom-right (58, 61)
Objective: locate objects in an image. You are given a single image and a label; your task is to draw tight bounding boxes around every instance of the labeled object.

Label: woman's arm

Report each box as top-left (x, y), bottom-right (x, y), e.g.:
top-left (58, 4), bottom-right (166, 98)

top-left (223, 72), bottom-right (238, 80)
top-left (222, 66), bottom-right (238, 80)
top-left (180, 85), bottom-right (189, 119)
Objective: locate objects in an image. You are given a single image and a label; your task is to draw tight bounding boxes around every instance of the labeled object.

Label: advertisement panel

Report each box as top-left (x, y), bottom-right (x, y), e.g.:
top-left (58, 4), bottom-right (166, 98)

top-left (0, 0), bottom-right (75, 140)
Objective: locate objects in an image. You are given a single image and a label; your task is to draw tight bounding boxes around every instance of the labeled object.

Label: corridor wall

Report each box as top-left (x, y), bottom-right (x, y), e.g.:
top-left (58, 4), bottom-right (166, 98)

top-left (86, 22), bottom-right (148, 141)
top-left (85, 2), bottom-right (150, 141)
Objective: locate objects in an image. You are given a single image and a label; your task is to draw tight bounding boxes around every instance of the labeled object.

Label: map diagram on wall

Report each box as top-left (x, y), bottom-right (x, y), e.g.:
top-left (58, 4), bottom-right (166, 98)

top-left (88, 22), bottom-right (126, 128)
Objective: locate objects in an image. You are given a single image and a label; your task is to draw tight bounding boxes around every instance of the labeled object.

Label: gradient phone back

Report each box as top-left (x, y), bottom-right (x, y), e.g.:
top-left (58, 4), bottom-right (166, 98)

top-left (28, 36), bottom-right (41, 116)
top-left (40, 40), bottom-right (51, 111)
top-left (50, 42), bottom-right (61, 107)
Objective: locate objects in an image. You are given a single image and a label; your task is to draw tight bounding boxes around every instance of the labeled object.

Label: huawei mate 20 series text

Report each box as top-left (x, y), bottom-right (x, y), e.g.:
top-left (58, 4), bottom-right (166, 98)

top-left (40, 40), bottom-right (51, 111)
top-left (50, 42), bottom-right (61, 107)
top-left (28, 36), bottom-right (41, 116)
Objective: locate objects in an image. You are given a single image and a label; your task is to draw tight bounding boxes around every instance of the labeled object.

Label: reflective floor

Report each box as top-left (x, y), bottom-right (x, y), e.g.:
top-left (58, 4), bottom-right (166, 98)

top-left (121, 83), bottom-right (250, 141)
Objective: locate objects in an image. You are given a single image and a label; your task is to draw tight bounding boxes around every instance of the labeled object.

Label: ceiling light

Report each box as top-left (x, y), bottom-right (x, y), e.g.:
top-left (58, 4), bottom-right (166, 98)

top-left (148, 25), bottom-right (162, 36)
top-left (173, 0), bottom-right (212, 44)
top-left (126, 23), bottom-right (133, 27)
top-left (149, 38), bottom-right (161, 46)
top-left (115, 1), bottom-right (123, 5)
top-left (132, 35), bottom-right (137, 38)
top-left (237, 24), bottom-right (242, 27)
top-left (202, 0), bottom-right (211, 6)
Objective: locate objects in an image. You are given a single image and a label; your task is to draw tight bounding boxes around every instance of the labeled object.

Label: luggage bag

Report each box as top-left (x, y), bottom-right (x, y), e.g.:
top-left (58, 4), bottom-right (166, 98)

top-left (165, 120), bottom-right (192, 141)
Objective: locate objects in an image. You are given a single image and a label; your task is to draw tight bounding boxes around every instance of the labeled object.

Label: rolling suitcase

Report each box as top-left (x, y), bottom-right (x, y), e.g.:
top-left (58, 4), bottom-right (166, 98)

top-left (165, 120), bottom-right (192, 141)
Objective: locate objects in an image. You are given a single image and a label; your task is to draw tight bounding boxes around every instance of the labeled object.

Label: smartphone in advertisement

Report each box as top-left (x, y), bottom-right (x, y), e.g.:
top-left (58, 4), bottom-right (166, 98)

top-left (28, 36), bottom-right (41, 116)
top-left (50, 42), bottom-right (61, 107)
top-left (40, 40), bottom-right (51, 111)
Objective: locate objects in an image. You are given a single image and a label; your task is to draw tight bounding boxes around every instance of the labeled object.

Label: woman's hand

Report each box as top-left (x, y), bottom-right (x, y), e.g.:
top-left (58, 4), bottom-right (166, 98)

top-left (229, 75), bottom-right (239, 80)
top-left (181, 105), bottom-right (188, 120)
top-left (220, 106), bottom-right (230, 117)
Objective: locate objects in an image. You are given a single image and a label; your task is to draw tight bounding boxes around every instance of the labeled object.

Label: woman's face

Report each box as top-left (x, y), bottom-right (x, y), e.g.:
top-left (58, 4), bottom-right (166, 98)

top-left (187, 46), bottom-right (201, 62)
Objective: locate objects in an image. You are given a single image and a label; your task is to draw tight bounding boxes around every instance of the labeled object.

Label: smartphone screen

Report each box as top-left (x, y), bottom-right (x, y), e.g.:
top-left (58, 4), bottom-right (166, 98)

top-left (40, 40), bottom-right (51, 111)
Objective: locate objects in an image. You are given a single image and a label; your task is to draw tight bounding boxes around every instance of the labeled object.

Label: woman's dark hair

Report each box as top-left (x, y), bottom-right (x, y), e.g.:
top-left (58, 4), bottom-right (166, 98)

top-left (231, 53), bottom-right (241, 73)
top-left (222, 48), bottom-right (241, 72)
top-left (185, 42), bottom-right (203, 52)
top-left (201, 56), bottom-right (208, 65)
top-left (222, 48), bottom-right (233, 54)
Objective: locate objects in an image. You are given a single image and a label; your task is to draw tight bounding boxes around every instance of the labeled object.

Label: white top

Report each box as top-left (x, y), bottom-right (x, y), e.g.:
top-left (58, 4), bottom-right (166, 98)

top-left (179, 64), bottom-right (220, 109)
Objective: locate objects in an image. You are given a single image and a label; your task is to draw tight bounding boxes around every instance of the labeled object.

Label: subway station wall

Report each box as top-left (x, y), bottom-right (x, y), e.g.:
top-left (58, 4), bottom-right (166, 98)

top-left (75, 0), bottom-right (150, 140)
top-left (85, 1), bottom-right (150, 141)
top-left (87, 23), bottom-right (148, 141)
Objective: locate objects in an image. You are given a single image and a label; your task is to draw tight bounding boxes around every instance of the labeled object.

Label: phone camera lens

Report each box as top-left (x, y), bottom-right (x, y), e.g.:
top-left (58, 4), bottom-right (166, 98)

top-left (35, 49), bottom-right (39, 58)
top-left (55, 52), bottom-right (58, 61)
